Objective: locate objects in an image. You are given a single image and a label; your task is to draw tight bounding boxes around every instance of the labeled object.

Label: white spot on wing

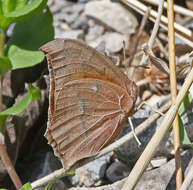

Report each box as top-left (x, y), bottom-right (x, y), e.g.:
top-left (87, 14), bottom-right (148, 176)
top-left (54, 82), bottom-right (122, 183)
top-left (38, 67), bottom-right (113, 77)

top-left (91, 86), bottom-right (98, 92)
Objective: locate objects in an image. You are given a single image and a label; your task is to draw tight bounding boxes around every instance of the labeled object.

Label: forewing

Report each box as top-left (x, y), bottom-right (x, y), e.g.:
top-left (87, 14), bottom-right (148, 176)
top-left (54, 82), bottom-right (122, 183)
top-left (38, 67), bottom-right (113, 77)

top-left (40, 39), bottom-right (136, 115)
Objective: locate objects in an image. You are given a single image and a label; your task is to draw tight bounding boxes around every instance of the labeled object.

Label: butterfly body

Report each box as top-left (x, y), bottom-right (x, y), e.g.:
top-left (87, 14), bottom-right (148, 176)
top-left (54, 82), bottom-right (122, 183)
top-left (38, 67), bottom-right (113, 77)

top-left (40, 39), bottom-right (137, 169)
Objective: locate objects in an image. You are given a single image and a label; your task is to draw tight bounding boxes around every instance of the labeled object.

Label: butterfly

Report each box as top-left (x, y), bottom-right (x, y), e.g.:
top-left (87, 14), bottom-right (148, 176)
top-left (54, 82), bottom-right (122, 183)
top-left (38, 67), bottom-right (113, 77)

top-left (40, 39), bottom-right (137, 169)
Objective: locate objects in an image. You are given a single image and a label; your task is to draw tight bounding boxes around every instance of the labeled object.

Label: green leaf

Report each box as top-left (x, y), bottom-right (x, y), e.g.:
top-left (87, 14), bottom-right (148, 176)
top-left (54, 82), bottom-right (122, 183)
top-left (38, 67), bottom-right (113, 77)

top-left (7, 45), bottom-right (44, 69)
top-left (45, 182), bottom-right (53, 190)
top-left (6, 7), bottom-right (54, 69)
top-left (29, 84), bottom-right (41, 100)
top-left (178, 93), bottom-right (193, 116)
top-left (0, 84), bottom-right (41, 131)
top-left (0, 188), bottom-right (8, 190)
top-left (0, 0), bottom-right (47, 30)
top-left (4, 0), bottom-right (29, 14)
top-left (179, 116), bottom-right (193, 147)
top-left (21, 182), bottom-right (32, 190)
top-left (4, 0), bottom-right (47, 19)
top-left (0, 56), bottom-right (12, 75)
top-left (64, 170), bottom-right (75, 177)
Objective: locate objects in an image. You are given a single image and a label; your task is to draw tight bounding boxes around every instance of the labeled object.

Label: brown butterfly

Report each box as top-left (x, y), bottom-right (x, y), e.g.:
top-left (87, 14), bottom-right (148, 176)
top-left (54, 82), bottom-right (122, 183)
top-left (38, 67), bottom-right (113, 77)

top-left (40, 39), bottom-right (137, 169)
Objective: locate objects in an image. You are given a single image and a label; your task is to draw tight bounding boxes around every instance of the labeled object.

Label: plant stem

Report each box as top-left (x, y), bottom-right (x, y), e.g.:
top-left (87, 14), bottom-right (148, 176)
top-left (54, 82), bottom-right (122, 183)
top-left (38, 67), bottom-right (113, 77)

top-left (0, 29), bottom-right (6, 112)
top-left (167, 0), bottom-right (183, 189)
top-left (0, 133), bottom-right (22, 189)
top-left (0, 29), bottom-right (5, 57)
top-left (0, 30), bottom-right (23, 189)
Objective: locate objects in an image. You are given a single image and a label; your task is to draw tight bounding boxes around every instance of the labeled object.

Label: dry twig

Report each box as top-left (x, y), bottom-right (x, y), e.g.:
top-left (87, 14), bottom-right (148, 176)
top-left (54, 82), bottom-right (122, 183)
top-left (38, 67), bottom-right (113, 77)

top-left (139, 0), bottom-right (164, 66)
top-left (127, 7), bottom-right (151, 67)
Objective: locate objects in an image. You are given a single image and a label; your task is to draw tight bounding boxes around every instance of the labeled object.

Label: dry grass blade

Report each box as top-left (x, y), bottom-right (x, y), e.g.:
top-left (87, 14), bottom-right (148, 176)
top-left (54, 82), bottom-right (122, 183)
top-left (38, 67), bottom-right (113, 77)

top-left (143, 0), bottom-right (193, 18)
top-left (179, 162), bottom-right (193, 190)
top-left (167, 0), bottom-right (183, 188)
top-left (121, 67), bottom-right (193, 189)
top-left (121, 0), bottom-right (193, 48)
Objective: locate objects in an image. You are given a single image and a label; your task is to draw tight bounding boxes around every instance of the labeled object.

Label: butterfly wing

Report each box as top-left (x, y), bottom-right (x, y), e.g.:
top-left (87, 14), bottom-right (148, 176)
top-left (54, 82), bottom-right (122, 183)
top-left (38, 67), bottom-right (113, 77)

top-left (40, 39), bottom-right (137, 169)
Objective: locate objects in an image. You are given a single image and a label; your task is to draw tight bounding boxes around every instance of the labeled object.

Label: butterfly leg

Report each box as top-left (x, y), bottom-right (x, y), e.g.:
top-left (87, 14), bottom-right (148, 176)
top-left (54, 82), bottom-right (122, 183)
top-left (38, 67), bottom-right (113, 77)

top-left (128, 117), bottom-right (141, 147)
top-left (137, 101), bottom-right (165, 116)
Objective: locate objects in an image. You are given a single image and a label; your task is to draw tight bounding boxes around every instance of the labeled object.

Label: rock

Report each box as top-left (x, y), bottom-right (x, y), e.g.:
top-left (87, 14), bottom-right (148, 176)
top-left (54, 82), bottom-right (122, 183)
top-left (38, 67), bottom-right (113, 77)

top-left (150, 157), bottom-right (167, 168)
top-left (52, 2), bottom-right (89, 38)
top-left (48, 0), bottom-right (71, 13)
top-left (70, 155), bottom-right (111, 187)
top-left (55, 29), bottom-right (84, 39)
top-left (106, 160), bottom-right (131, 182)
top-left (85, 0), bottom-right (138, 34)
top-left (135, 150), bottom-right (193, 190)
top-left (36, 152), bottom-right (62, 179)
top-left (71, 14), bottom-right (89, 31)
top-left (88, 32), bottom-right (129, 53)
top-left (85, 25), bottom-right (104, 42)
top-left (18, 151), bottom-right (68, 190)
top-left (180, 106), bottom-right (193, 143)
top-left (58, 4), bottom-right (85, 24)
top-left (69, 150), bottom-right (193, 190)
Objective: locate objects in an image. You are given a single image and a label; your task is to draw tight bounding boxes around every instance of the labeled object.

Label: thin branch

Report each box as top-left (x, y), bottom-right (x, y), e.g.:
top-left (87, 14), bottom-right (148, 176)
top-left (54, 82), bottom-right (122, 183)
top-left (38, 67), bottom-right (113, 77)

top-left (31, 100), bottom-right (171, 189)
top-left (0, 133), bottom-right (22, 189)
top-left (121, 67), bottom-right (193, 190)
top-left (31, 168), bottom-right (67, 189)
top-left (139, 0), bottom-right (164, 66)
top-left (167, 0), bottom-right (183, 189)
top-left (121, 0), bottom-right (193, 48)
